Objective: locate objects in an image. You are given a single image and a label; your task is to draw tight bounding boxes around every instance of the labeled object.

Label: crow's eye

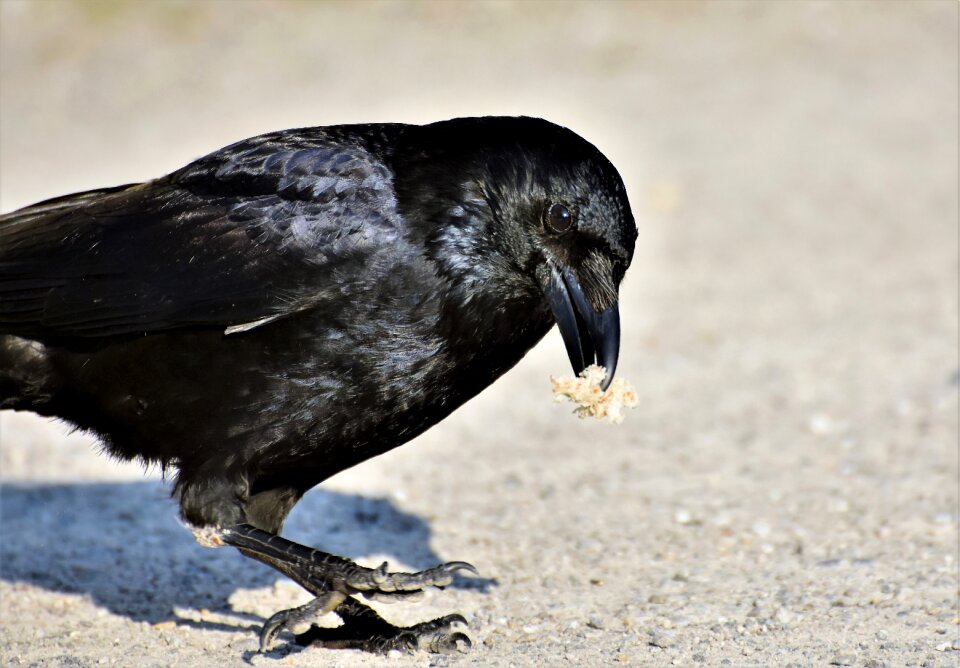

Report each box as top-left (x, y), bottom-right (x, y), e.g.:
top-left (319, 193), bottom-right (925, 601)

top-left (544, 203), bottom-right (574, 233)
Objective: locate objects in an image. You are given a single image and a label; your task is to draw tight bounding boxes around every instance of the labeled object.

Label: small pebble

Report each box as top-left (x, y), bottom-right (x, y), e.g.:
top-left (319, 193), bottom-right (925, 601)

top-left (774, 607), bottom-right (794, 624)
top-left (648, 630), bottom-right (676, 648)
top-left (587, 615), bottom-right (605, 630)
top-left (829, 655), bottom-right (855, 666)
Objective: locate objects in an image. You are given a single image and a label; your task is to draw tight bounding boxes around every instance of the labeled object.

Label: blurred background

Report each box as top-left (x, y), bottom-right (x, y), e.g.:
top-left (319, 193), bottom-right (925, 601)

top-left (1, 2), bottom-right (957, 666)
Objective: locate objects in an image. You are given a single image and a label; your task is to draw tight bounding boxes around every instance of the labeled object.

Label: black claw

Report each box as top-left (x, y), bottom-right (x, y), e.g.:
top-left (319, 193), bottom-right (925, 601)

top-left (258, 610), bottom-right (289, 652)
top-left (445, 560), bottom-right (479, 576)
top-left (450, 632), bottom-right (473, 653)
top-left (444, 613), bottom-right (468, 627)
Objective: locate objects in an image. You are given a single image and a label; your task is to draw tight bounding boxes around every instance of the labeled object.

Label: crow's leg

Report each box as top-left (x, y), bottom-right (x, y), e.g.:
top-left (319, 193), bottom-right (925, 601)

top-left (220, 524), bottom-right (476, 596)
top-left (218, 524), bottom-right (475, 653)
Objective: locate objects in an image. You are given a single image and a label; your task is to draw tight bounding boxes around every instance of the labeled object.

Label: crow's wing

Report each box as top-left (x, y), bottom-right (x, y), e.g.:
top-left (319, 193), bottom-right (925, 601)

top-left (0, 130), bottom-right (405, 338)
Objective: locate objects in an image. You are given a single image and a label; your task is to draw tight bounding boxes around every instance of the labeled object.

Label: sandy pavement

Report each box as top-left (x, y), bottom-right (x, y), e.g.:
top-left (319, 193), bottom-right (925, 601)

top-left (1, 2), bottom-right (957, 667)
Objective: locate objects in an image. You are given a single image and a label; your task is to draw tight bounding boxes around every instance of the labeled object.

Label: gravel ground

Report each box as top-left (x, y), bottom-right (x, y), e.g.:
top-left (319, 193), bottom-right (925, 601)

top-left (1, 2), bottom-right (957, 667)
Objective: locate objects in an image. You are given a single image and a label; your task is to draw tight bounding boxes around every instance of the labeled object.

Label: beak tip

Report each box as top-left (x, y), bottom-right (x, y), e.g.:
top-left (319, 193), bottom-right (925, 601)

top-left (599, 365), bottom-right (616, 392)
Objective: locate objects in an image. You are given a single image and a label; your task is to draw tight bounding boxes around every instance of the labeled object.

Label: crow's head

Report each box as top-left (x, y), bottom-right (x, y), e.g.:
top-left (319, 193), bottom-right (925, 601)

top-left (395, 117), bottom-right (637, 388)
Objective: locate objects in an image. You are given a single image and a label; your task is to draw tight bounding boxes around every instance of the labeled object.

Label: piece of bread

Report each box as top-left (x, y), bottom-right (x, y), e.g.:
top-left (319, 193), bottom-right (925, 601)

top-left (551, 365), bottom-right (638, 424)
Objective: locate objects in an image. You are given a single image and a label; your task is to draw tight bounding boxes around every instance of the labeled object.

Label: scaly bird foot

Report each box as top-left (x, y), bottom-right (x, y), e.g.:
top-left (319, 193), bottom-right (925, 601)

top-left (292, 596), bottom-right (472, 654)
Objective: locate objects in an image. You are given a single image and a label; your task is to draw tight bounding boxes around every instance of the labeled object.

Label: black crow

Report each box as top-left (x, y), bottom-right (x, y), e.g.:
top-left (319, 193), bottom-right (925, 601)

top-left (0, 116), bottom-right (636, 654)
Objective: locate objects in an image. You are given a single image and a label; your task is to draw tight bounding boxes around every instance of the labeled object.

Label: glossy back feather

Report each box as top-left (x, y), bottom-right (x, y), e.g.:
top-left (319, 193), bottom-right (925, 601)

top-left (0, 128), bottom-right (405, 340)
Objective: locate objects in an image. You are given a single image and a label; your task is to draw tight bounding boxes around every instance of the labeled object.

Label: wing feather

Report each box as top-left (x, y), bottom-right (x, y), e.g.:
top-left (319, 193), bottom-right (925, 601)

top-left (0, 128), bottom-right (404, 339)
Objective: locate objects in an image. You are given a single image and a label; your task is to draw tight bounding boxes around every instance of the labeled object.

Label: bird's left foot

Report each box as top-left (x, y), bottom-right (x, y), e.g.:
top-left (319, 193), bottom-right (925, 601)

top-left (263, 595), bottom-right (472, 654)
top-left (220, 524), bottom-right (477, 596)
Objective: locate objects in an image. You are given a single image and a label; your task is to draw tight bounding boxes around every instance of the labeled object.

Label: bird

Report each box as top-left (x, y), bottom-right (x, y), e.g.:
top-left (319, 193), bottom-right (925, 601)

top-left (0, 116), bottom-right (637, 654)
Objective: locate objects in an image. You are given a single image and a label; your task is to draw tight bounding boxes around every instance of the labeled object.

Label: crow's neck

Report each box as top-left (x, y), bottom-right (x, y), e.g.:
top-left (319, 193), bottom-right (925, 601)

top-left (431, 263), bottom-right (554, 401)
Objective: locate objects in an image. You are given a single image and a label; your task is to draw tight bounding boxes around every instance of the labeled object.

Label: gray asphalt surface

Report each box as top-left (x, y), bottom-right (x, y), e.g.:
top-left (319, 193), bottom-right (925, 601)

top-left (1, 2), bottom-right (957, 667)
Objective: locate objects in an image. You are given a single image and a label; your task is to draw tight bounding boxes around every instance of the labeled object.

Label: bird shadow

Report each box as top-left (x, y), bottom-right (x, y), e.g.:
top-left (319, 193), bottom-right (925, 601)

top-left (0, 480), bottom-right (495, 636)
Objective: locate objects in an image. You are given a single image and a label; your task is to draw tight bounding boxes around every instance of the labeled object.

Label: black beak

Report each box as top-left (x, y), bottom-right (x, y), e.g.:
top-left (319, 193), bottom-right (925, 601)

top-left (545, 267), bottom-right (621, 391)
